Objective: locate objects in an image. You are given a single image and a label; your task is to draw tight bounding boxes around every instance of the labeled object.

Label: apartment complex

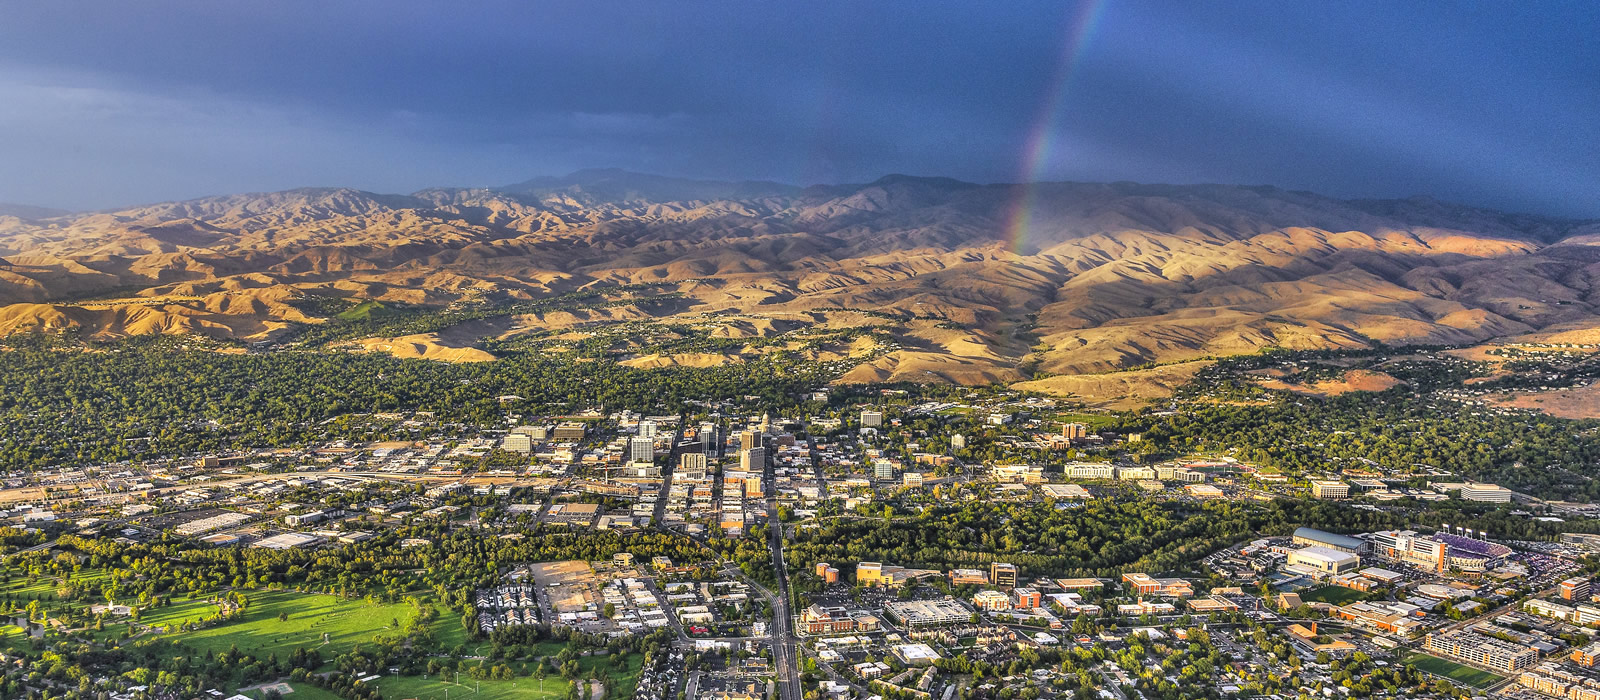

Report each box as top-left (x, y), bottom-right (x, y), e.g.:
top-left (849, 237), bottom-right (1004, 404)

top-left (1424, 630), bottom-right (1538, 672)
top-left (1519, 662), bottom-right (1600, 700)
top-left (1066, 463), bottom-right (1114, 480)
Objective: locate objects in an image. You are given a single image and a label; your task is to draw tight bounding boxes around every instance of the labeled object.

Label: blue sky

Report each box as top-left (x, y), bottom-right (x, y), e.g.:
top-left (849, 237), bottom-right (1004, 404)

top-left (1, 0), bottom-right (1596, 216)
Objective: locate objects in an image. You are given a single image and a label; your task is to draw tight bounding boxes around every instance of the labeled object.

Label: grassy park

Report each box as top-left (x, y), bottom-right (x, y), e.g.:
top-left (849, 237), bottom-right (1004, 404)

top-left (163, 591), bottom-right (419, 657)
top-left (375, 653), bottom-right (642, 700)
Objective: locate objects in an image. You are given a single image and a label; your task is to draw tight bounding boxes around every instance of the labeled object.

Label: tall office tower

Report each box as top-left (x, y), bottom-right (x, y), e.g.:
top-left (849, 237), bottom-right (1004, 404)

top-left (740, 430), bottom-right (763, 452)
top-left (740, 447), bottom-right (767, 471)
top-left (629, 435), bottom-right (655, 463)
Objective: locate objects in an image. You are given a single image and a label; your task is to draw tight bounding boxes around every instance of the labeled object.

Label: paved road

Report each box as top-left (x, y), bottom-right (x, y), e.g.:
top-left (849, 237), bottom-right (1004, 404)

top-left (654, 417), bottom-right (689, 525)
top-left (683, 671), bottom-right (701, 700)
top-left (765, 433), bottom-right (801, 700)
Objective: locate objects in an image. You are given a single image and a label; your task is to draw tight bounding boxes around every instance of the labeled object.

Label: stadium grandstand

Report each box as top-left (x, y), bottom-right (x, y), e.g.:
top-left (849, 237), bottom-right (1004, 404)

top-left (1434, 532), bottom-right (1512, 571)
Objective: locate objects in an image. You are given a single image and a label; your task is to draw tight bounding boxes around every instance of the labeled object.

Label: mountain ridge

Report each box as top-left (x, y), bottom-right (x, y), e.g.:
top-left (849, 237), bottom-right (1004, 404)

top-left (1, 170), bottom-right (1597, 388)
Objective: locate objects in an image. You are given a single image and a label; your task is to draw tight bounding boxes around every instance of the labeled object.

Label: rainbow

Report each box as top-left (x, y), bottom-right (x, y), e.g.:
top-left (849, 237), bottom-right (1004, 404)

top-left (1002, 0), bottom-right (1109, 254)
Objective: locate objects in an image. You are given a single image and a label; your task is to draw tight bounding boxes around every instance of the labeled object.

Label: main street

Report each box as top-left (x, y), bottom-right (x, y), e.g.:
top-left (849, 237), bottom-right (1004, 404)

top-left (765, 429), bottom-right (801, 700)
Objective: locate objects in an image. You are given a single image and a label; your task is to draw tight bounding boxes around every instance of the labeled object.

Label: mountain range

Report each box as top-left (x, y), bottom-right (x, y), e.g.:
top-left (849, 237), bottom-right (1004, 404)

top-left (3, 168), bottom-right (1598, 393)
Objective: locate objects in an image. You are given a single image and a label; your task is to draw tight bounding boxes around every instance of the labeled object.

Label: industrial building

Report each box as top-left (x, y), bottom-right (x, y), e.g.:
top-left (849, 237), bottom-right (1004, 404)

top-left (252, 532), bottom-right (324, 550)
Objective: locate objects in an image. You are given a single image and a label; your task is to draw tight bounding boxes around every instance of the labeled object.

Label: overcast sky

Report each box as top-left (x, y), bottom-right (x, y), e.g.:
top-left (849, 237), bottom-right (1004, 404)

top-left (1, 1), bottom-right (1597, 216)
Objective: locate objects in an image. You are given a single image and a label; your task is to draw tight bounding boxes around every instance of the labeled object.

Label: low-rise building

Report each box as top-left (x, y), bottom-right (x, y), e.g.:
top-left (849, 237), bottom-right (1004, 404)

top-left (1012, 587), bottom-right (1042, 610)
top-left (972, 590), bottom-right (1010, 611)
top-left (991, 562), bottom-right (1019, 587)
top-left (1310, 480), bottom-right (1349, 499)
top-left (1461, 482), bottom-right (1512, 503)
top-left (1122, 573), bottom-right (1193, 597)
top-left (1287, 546), bottom-right (1361, 576)
top-left (1187, 596), bottom-right (1241, 614)
top-left (856, 561), bottom-right (942, 588)
top-left (949, 569), bottom-right (989, 586)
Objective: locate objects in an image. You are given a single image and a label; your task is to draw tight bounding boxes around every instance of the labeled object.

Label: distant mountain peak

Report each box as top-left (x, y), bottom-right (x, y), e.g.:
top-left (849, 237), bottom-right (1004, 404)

top-left (0, 203), bottom-right (73, 220)
top-left (499, 168), bottom-right (799, 204)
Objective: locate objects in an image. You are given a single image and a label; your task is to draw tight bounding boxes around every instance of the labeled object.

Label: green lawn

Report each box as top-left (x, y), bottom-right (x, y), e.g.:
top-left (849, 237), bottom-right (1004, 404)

top-left (1300, 585), bottom-right (1369, 605)
top-left (0, 576), bottom-right (62, 599)
top-left (242, 683), bottom-right (343, 700)
top-left (430, 604), bottom-right (473, 651)
top-left (163, 591), bottom-right (419, 658)
top-left (376, 673), bottom-right (572, 700)
top-left (1051, 412), bottom-right (1117, 428)
top-left (1403, 653), bottom-right (1503, 688)
top-left (375, 652), bottom-right (641, 700)
top-left (0, 624), bottom-right (31, 652)
top-left (139, 597), bottom-right (228, 631)
top-left (337, 300), bottom-right (389, 321)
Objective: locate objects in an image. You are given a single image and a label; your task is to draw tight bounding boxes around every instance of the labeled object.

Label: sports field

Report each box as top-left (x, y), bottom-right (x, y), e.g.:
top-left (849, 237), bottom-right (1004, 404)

top-left (1299, 585), bottom-right (1368, 605)
top-left (1403, 653), bottom-right (1503, 688)
top-left (241, 683), bottom-right (343, 700)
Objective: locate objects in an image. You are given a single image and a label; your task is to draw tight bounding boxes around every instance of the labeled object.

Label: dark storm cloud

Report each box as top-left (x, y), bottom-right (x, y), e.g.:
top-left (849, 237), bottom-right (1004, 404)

top-left (0, 0), bottom-right (1596, 216)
